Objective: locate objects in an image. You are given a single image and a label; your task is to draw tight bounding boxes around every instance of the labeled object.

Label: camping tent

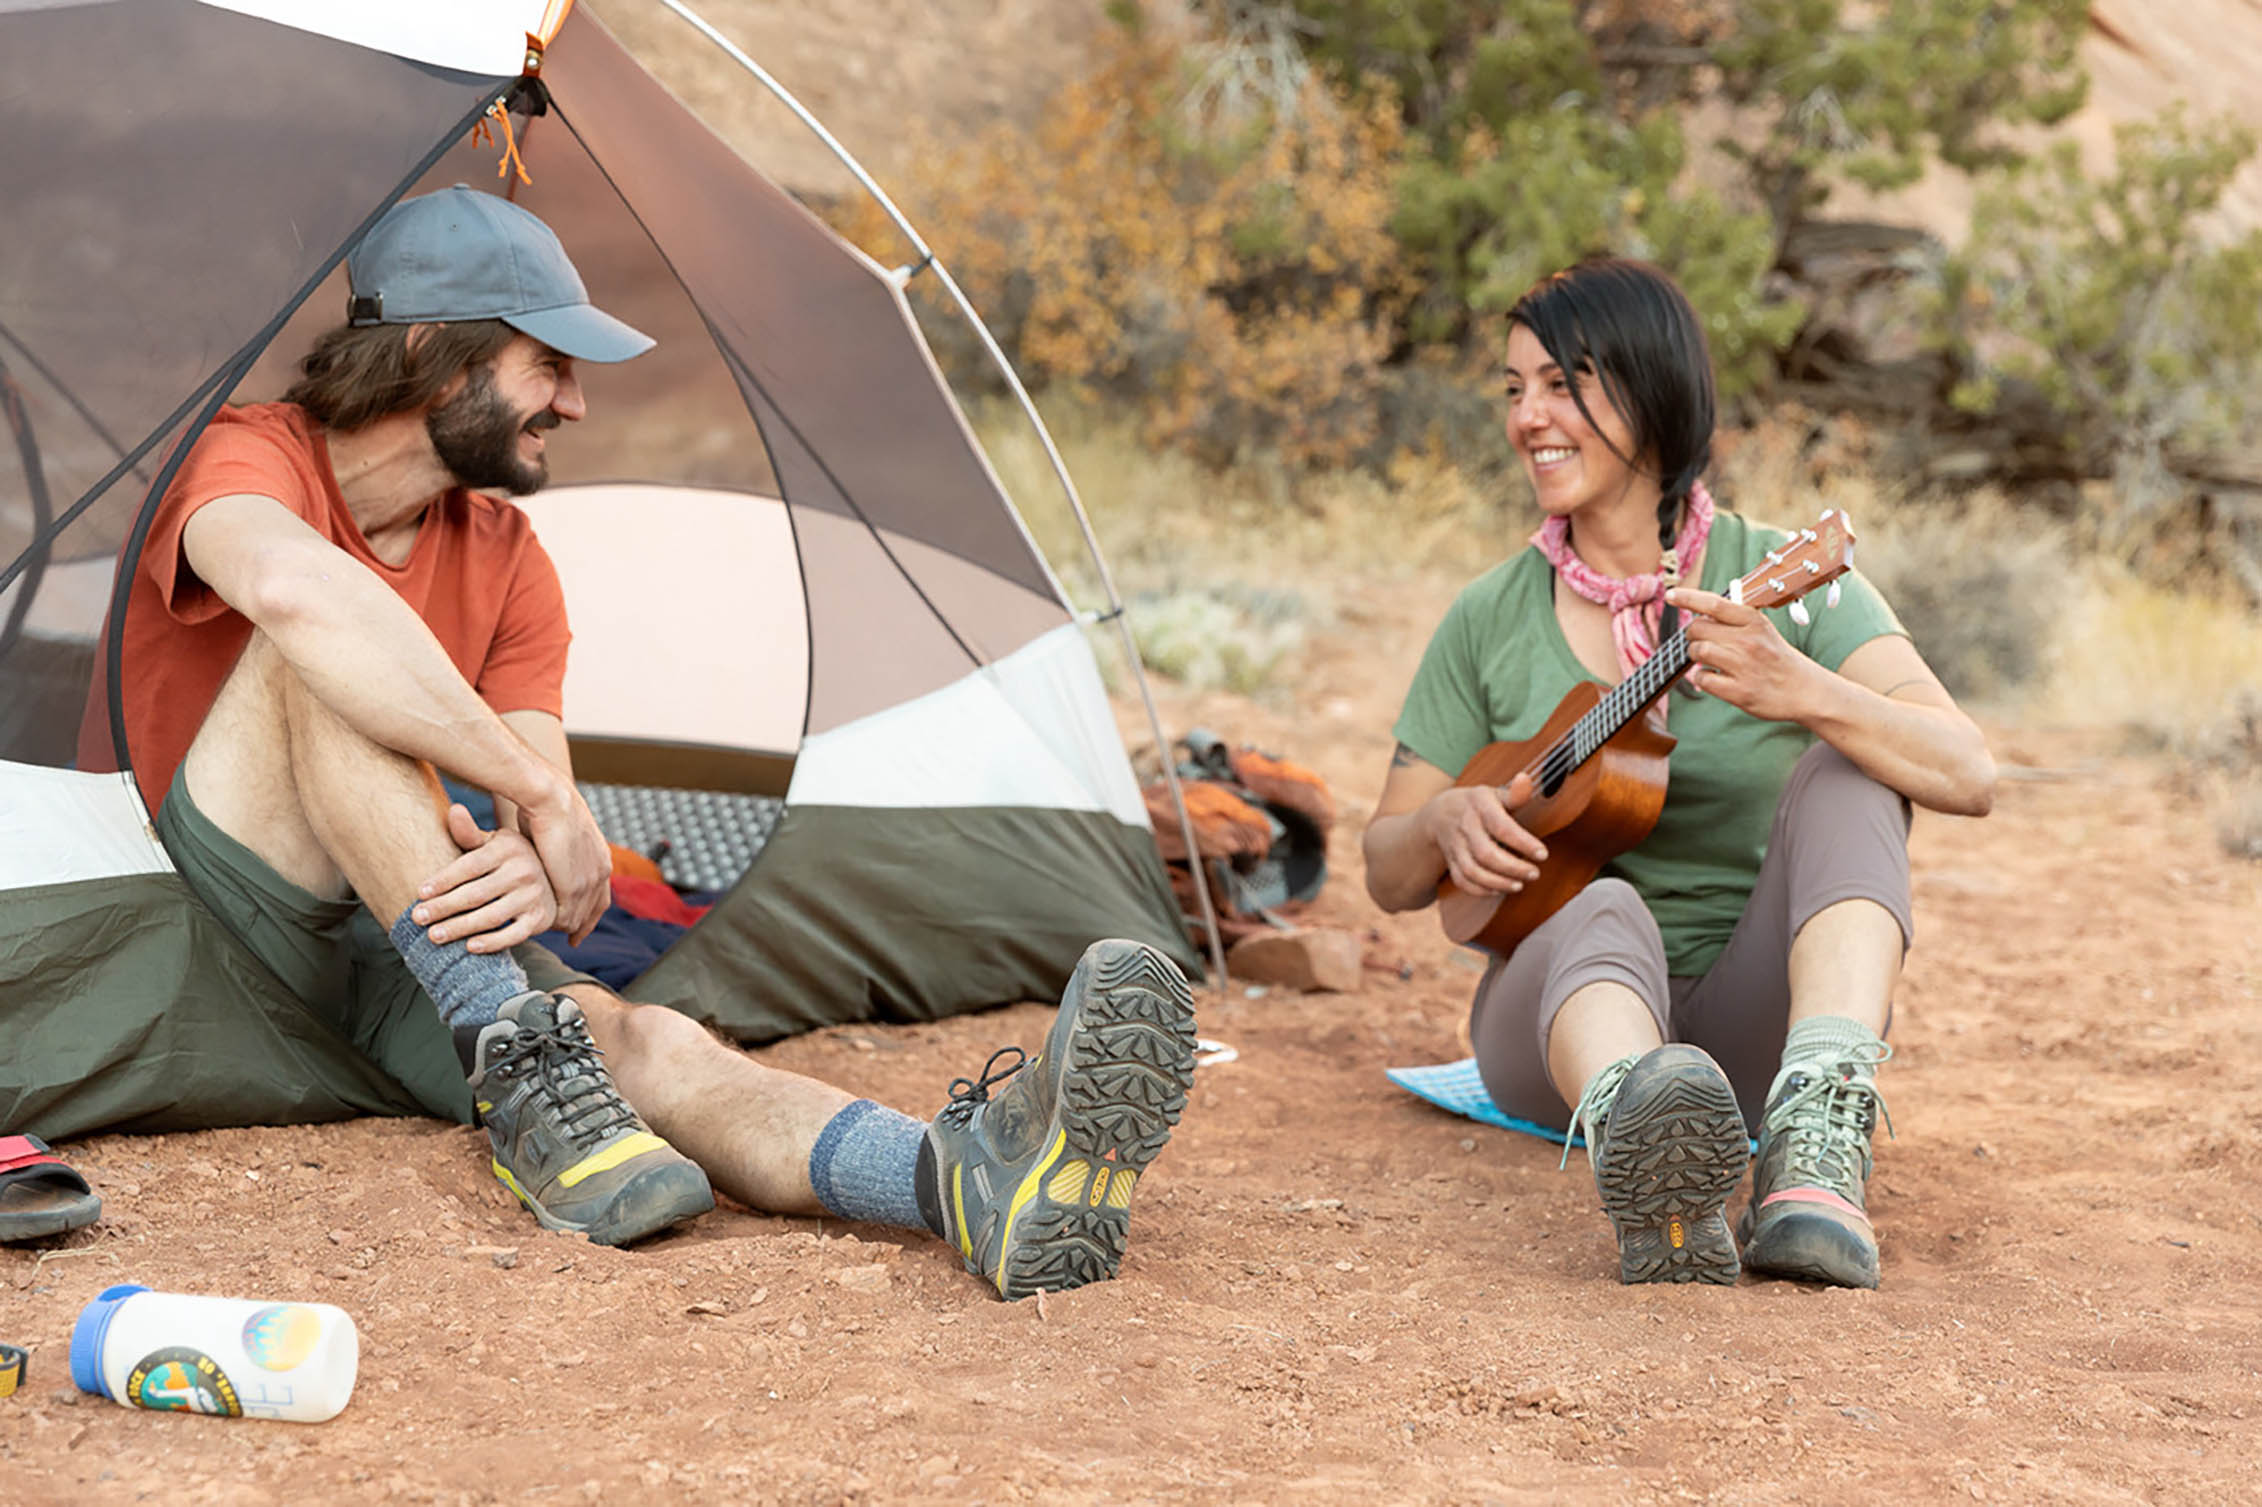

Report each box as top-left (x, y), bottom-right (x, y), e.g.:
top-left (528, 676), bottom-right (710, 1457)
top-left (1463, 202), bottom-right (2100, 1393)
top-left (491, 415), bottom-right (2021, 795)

top-left (0, 0), bottom-right (1202, 1140)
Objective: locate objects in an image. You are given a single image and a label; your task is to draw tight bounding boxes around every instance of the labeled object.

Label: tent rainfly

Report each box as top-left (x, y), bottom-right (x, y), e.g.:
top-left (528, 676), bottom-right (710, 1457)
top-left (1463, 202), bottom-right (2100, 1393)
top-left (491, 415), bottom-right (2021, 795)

top-left (0, 0), bottom-right (1204, 1141)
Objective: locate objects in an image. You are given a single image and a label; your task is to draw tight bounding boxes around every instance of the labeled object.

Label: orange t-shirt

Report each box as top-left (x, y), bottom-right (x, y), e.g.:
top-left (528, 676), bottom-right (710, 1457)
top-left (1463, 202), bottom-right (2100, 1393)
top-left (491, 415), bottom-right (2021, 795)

top-left (79, 402), bottom-right (572, 814)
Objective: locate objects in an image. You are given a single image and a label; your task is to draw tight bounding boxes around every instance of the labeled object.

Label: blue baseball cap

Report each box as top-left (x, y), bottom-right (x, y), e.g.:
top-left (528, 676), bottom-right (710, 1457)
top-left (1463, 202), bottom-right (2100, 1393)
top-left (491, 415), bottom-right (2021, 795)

top-left (346, 185), bottom-right (653, 363)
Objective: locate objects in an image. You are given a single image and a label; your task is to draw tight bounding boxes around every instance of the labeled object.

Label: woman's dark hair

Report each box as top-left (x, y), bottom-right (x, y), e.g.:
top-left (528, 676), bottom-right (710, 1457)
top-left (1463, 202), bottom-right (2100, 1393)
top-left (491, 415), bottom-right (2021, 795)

top-left (282, 318), bottom-right (517, 432)
top-left (1507, 258), bottom-right (1716, 548)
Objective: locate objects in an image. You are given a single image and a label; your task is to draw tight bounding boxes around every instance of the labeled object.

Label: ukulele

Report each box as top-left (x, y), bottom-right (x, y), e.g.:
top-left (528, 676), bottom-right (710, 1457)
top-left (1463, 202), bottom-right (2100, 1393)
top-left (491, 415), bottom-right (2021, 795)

top-left (1436, 509), bottom-right (1859, 957)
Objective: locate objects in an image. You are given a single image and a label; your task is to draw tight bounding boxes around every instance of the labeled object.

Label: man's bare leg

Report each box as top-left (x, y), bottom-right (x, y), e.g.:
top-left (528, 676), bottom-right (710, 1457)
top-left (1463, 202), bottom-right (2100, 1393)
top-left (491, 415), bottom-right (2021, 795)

top-left (174, 633), bottom-right (714, 1244)
top-left (180, 631), bottom-right (454, 916)
top-left (573, 991), bottom-right (846, 1217)
top-left (585, 940), bottom-right (1199, 1301)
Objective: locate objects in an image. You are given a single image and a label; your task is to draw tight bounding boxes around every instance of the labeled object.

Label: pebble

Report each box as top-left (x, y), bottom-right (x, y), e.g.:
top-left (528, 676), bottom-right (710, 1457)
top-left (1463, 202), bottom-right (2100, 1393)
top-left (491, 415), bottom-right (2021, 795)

top-left (833, 1264), bottom-right (892, 1294)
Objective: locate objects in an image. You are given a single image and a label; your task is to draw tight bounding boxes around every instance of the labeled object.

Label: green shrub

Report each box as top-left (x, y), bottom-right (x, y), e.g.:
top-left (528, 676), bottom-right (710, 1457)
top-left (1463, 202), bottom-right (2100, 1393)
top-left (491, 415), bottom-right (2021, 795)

top-left (1124, 586), bottom-right (1308, 694)
top-left (1943, 109), bottom-right (2262, 551)
top-left (1847, 492), bottom-right (2071, 703)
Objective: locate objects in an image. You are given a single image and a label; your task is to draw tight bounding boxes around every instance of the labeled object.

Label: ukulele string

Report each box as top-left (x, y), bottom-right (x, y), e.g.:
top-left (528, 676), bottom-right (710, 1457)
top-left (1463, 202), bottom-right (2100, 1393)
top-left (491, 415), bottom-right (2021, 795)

top-left (1521, 555), bottom-right (1780, 797)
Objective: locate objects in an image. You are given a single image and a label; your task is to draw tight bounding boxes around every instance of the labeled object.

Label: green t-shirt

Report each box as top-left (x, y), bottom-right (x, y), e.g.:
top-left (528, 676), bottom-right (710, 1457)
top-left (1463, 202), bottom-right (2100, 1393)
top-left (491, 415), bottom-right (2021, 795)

top-left (1392, 511), bottom-right (1905, 977)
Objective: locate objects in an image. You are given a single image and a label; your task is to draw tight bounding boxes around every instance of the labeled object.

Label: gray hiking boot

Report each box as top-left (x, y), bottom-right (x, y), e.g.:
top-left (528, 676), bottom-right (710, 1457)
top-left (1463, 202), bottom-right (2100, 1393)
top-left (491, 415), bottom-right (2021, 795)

top-left (1739, 1047), bottom-right (1893, 1289)
top-left (1569, 1044), bottom-right (1750, 1285)
top-left (926, 939), bottom-right (1197, 1300)
top-left (469, 993), bottom-right (714, 1247)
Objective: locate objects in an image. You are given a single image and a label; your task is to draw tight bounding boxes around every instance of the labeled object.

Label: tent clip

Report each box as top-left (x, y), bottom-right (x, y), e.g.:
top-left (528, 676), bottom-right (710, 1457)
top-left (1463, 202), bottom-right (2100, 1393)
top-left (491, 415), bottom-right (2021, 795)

top-left (1081, 606), bottom-right (1125, 626)
top-left (885, 252), bottom-right (936, 290)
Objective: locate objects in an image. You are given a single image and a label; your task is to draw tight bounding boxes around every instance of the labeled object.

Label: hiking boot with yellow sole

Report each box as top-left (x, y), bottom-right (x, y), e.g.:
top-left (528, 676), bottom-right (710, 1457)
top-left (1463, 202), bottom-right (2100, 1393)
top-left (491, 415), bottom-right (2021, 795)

top-left (1739, 1060), bottom-right (1889, 1289)
top-left (469, 993), bottom-right (714, 1247)
top-left (1573, 1044), bottom-right (1750, 1285)
top-left (927, 939), bottom-right (1197, 1300)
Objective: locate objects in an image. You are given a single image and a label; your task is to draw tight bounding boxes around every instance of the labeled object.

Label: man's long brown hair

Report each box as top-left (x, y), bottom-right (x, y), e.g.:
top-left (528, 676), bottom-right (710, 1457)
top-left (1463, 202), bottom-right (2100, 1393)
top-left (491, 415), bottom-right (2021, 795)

top-left (282, 319), bottom-right (516, 431)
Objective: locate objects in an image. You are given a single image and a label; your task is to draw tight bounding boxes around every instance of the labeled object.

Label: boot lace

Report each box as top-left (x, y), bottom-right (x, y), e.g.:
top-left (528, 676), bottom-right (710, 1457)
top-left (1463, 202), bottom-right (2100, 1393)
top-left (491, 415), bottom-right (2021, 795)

top-left (1763, 1043), bottom-right (1895, 1194)
top-left (1559, 1053), bottom-right (1638, 1170)
top-left (488, 1008), bottom-right (639, 1149)
top-left (936, 1046), bottom-right (1027, 1130)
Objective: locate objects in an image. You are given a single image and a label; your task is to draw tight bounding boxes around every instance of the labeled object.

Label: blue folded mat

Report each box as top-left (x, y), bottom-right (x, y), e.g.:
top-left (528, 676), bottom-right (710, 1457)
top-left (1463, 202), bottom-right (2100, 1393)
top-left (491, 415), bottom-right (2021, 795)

top-left (1388, 1057), bottom-right (1756, 1155)
top-left (1385, 1058), bottom-right (1582, 1149)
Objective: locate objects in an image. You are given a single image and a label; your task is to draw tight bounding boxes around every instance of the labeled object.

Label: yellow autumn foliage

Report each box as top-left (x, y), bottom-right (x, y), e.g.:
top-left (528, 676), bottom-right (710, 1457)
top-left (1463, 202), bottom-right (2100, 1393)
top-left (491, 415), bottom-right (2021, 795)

top-left (831, 33), bottom-right (1408, 469)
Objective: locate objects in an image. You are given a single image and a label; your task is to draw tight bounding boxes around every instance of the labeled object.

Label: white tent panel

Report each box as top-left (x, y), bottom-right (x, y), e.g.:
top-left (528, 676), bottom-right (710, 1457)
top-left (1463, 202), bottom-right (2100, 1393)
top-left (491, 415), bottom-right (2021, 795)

top-left (520, 483), bottom-right (809, 756)
top-left (197, 0), bottom-right (548, 77)
top-left (0, 764), bottom-right (170, 887)
top-left (787, 622), bottom-right (1148, 826)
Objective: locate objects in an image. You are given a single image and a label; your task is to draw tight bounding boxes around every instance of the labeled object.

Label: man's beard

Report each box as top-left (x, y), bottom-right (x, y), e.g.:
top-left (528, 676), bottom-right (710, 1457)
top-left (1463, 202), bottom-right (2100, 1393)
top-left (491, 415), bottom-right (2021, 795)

top-left (426, 364), bottom-right (559, 496)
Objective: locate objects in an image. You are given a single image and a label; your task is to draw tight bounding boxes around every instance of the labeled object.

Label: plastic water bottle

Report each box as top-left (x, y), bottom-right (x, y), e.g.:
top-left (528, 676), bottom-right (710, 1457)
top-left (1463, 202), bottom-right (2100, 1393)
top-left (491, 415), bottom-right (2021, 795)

top-left (71, 1284), bottom-right (359, 1422)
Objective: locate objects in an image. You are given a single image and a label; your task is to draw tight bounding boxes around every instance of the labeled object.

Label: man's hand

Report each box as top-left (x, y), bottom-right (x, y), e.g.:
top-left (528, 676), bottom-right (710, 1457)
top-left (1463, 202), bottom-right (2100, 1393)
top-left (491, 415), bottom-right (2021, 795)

top-left (411, 804), bottom-right (562, 953)
top-left (1421, 772), bottom-right (1548, 896)
top-left (1668, 586), bottom-right (1827, 724)
top-left (514, 774), bottom-right (612, 945)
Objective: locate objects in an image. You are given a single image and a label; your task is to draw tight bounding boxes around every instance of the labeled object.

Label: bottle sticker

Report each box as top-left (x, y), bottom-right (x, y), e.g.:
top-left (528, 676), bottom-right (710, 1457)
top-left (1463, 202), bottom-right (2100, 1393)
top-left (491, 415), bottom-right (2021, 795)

top-left (127, 1348), bottom-right (242, 1416)
top-left (241, 1305), bottom-right (324, 1372)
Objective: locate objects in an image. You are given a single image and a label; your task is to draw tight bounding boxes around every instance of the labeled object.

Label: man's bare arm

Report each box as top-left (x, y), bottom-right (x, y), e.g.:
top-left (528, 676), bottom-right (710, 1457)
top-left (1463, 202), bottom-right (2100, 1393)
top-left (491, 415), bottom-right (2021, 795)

top-left (182, 493), bottom-right (608, 935)
top-left (413, 714), bottom-right (585, 952)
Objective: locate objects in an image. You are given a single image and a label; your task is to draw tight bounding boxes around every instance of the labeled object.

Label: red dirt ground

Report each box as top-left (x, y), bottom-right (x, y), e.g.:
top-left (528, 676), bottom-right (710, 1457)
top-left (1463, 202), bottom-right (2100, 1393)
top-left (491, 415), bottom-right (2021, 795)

top-left (4, 572), bottom-right (2258, 1504)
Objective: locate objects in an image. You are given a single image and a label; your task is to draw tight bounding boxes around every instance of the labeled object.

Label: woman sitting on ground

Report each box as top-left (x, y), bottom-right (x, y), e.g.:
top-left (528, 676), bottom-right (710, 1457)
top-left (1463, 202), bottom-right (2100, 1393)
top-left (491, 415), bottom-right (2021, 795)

top-left (1361, 259), bottom-right (1994, 1289)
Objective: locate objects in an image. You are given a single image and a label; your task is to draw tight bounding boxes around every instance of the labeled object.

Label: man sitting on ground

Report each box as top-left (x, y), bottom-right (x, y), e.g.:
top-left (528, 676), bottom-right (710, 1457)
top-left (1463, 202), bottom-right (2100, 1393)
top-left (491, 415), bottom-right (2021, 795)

top-left (71, 186), bottom-right (1196, 1297)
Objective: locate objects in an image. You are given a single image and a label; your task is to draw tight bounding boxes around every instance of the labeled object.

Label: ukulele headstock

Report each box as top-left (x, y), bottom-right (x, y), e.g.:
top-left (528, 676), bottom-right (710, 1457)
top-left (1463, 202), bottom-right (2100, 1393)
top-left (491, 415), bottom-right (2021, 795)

top-left (1725, 509), bottom-right (1857, 617)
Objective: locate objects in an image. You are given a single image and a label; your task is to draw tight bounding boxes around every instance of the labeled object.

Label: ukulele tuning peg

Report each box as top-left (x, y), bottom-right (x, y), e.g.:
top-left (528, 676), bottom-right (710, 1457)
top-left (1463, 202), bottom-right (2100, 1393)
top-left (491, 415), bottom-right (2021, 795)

top-left (1788, 598), bottom-right (1811, 627)
top-left (1826, 580), bottom-right (1842, 609)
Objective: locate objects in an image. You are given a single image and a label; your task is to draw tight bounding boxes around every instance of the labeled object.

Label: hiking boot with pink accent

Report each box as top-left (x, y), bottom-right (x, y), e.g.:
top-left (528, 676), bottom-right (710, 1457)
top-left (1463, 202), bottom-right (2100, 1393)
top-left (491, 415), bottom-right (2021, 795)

top-left (1739, 1052), bottom-right (1892, 1289)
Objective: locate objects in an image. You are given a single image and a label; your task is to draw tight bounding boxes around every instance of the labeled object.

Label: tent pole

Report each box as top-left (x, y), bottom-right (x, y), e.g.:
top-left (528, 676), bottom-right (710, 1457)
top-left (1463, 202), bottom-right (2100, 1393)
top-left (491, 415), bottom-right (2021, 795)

top-left (652, 0), bottom-right (1232, 993)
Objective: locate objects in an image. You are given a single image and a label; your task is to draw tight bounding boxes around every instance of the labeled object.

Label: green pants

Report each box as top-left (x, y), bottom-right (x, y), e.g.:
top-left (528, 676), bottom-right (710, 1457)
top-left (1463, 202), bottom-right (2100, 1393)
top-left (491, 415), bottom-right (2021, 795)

top-left (151, 768), bottom-right (592, 1126)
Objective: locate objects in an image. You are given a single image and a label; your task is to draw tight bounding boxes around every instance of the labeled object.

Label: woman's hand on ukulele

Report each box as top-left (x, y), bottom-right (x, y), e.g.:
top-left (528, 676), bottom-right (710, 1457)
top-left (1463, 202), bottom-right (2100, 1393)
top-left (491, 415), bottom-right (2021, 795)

top-left (1422, 772), bottom-right (1548, 895)
top-left (1667, 586), bottom-right (1826, 724)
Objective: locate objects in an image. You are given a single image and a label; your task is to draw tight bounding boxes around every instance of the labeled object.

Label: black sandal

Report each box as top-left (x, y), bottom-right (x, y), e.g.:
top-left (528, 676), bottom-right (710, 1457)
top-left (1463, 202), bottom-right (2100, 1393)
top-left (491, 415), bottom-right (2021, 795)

top-left (0, 1134), bottom-right (102, 1241)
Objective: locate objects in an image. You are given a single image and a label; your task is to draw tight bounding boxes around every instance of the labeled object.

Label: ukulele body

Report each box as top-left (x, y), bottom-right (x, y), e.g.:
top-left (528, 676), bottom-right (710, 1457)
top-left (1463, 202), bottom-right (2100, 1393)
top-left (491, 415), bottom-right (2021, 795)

top-left (1435, 680), bottom-right (1676, 958)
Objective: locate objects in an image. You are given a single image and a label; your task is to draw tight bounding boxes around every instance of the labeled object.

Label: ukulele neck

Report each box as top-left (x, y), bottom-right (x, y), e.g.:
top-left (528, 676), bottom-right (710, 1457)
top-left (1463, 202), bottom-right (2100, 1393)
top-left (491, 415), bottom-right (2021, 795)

top-left (1528, 622), bottom-right (1692, 798)
top-left (1568, 627), bottom-right (1689, 766)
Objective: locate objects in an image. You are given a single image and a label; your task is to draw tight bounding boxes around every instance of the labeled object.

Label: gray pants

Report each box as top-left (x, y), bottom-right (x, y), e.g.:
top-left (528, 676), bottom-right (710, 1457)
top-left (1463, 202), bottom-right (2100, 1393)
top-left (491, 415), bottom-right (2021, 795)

top-left (1469, 742), bottom-right (1913, 1133)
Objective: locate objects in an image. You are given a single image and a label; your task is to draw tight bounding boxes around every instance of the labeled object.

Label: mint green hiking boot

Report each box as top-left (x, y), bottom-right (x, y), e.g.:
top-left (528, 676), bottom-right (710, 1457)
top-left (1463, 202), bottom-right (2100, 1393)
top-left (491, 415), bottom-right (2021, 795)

top-left (1568, 1044), bottom-right (1750, 1285)
top-left (469, 993), bottom-right (714, 1247)
top-left (926, 939), bottom-right (1197, 1300)
top-left (1739, 1048), bottom-right (1893, 1289)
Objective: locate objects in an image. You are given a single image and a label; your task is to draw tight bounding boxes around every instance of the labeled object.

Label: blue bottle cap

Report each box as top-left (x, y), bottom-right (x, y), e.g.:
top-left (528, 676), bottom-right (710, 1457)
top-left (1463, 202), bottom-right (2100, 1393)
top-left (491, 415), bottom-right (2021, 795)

top-left (70, 1284), bottom-right (149, 1398)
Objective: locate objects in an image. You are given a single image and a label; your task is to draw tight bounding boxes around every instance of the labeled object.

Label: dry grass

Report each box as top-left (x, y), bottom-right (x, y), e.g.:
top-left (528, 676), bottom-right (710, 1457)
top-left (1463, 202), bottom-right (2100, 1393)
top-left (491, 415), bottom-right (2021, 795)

top-left (2034, 568), bottom-right (2262, 754)
top-left (2034, 567), bottom-right (2262, 857)
top-left (974, 396), bottom-right (1521, 694)
top-left (977, 395), bottom-right (1519, 588)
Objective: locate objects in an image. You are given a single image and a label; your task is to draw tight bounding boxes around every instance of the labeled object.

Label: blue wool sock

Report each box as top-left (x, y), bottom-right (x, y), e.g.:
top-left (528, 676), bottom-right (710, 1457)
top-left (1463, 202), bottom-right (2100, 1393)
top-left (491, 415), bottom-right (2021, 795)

top-left (387, 904), bottom-right (534, 1032)
top-left (807, 1099), bottom-right (930, 1233)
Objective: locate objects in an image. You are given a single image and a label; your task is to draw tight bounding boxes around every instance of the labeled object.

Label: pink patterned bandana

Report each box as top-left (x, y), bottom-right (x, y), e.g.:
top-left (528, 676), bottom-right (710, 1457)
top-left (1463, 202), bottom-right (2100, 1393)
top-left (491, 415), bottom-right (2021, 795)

top-left (1531, 480), bottom-right (1716, 680)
